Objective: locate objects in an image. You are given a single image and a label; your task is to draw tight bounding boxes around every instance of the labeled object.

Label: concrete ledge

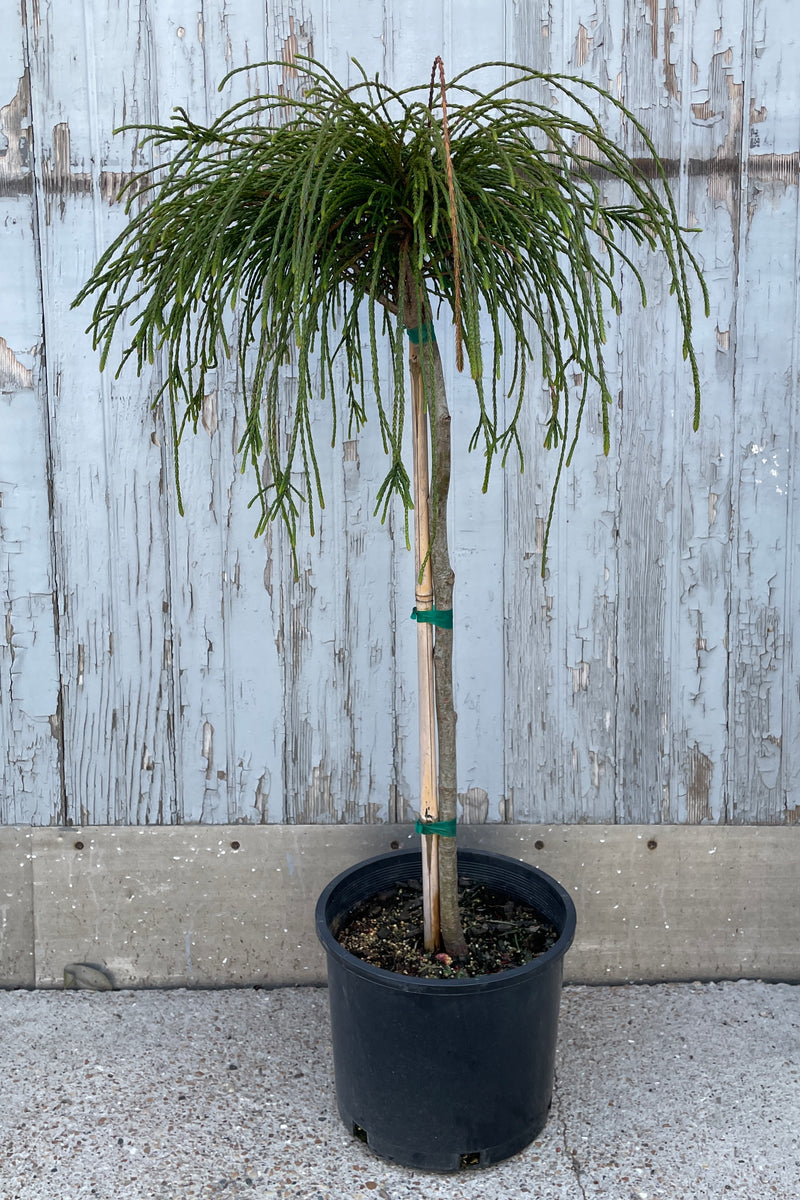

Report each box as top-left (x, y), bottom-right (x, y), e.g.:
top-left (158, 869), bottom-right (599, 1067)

top-left (1, 824), bottom-right (797, 988)
top-left (0, 828), bottom-right (34, 986)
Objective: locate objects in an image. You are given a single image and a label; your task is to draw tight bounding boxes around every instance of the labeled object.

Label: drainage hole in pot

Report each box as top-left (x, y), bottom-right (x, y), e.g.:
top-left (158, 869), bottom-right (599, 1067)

top-left (352, 1123), bottom-right (369, 1145)
top-left (460, 1152), bottom-right (482, 1169)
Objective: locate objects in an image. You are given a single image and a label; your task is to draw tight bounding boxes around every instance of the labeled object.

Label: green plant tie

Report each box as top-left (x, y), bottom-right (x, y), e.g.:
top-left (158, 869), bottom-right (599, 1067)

top-left (415, 818), bottom-right (457, 838)
top-left (406, 322), bottom-right (437, 344)
top-left (411, 606), bottom-right (453, 628)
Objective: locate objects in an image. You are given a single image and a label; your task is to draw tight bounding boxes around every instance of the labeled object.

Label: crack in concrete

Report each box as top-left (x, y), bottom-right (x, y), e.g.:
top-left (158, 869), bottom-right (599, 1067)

top-left (553, 1067), bottom-right (588, 1200)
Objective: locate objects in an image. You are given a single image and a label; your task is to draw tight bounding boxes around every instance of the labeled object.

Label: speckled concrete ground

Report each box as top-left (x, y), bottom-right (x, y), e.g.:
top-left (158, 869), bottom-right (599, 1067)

top-left (0, 981), bottom-right (797, 1200)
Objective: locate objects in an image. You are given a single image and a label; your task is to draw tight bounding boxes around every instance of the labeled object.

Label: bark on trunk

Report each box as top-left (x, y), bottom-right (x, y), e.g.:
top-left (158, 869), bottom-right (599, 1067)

top-left (409, 339), bottom-right (441, 952)
top-left (421, 336), bottom-right (467, 960)
top-left (402, 252), bottom-right (466, 959)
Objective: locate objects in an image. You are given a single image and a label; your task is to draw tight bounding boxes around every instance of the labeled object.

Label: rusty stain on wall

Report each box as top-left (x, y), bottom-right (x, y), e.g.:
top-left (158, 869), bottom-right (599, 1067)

top-left (202, 721), bottom-right (214, 777)
top-left (663, 5), bottom-right (681, 101)
top-left (748, 152), bottom-right (799, 183)
top-left (277, 14), bottom-right (315, 117)
top-left (458, 786), bottom-right (489, 823)
top-left (715, 73), bottom-right (745, 164)
top-left (686, 745), bottom-right (714, 824)
top-left (640, 0), bottom-right (680, 98)
top-left (570, 661), bottom-right (591, 694)
top-left (691, 99), bottom-right (717, 122)
top-left (697, 51), bottom-right (746, 224)
top-left (574, 24), bottom-right (592, 69)
top-left (9, 118), bottom-right (147, 214)
top-left (281, 15), bottom-right (301, 79)
top-left (201, 390), bottom-right (218, 437)
top-left (42, 122), bottom-right (142, 205)
top-left (0, 72), bottom-right (31, 189)
top-left (708, 492), bottom-right (719, 529)
top-left (645, 0), bottom-right (659, 58)
top-left (0, 337), bottom-right (33, 390)
top-left (303, 762), bottom-right (332, 823)
top-left (254, 770), bottom-right (270, 821)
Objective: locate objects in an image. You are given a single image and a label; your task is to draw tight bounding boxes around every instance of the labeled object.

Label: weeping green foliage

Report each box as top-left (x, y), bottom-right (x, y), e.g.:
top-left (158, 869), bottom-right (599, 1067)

top-left (74, 57), bottom-right (707, 557)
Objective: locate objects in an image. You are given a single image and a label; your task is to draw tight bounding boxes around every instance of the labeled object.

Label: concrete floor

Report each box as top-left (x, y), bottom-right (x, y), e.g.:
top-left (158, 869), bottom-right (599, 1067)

top-left (0, 980), bottom-right (797, 1199)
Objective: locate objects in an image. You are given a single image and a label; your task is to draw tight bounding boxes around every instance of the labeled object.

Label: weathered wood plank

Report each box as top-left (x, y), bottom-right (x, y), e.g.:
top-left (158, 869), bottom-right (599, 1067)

top-left (3, 0), bottom-right (799, 828)
top-left (668, 2), bottom-right (756, 824)
top-left (439, 28), bottom-right (512, 827)
top-left (262, 4), bottom-right (400, 826)
top-left (722, 0), bottom-right (799, 822)
top-left (614, 0), bottom-right (692, 823)
top-left (668, 177), bottom-right (734, 824)
top-left (504, 2), bottom-right (623, 824)
top-left (728, 197), bottom-right (798, 821)
top-left (1, 30), bottom-right (62, 825)
top-left (139, 0), bottom-right (280, 824)
top-left (330, 12), bottom-right (439, 826)
top-left (25, 0), bottom-right (177, 824)
top-left (197, 0), bottom-right (288, 818)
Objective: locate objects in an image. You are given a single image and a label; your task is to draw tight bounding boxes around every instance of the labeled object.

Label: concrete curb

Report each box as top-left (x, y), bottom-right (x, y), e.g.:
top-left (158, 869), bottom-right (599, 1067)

top-left (2, 824), bottom-right (799, 987)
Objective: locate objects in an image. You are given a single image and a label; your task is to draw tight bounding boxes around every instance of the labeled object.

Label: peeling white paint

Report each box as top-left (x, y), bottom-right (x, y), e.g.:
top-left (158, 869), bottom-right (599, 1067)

top-left (2, 0), bottom-right (799, 830)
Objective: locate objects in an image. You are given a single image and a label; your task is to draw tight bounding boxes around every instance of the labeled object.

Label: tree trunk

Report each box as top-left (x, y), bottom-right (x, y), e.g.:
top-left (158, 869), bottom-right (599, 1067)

top-left (409, 339), bottom-right (440, 952)
top-left (414, 334), bottom-right (467, 960)
top-left (402, 246), bottom-right (466, 959)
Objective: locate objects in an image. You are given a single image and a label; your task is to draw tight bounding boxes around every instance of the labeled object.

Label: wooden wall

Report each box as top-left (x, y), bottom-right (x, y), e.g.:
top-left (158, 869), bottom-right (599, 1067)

top-left (1, 0), bottom-right (798, 828)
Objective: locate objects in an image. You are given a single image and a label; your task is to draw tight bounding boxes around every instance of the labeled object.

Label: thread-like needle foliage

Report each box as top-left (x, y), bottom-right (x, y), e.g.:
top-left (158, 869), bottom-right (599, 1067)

top-left (74, 57), bottom-right (707, 558)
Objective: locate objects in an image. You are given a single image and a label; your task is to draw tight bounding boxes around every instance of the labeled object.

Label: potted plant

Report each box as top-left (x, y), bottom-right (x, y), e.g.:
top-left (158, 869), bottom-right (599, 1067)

top-left (74, 55), bottom-right (706, 1170)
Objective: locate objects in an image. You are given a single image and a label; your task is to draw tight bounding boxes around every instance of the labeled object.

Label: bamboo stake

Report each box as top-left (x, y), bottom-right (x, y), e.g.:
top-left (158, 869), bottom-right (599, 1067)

top-left (409, 341), bottom-right (440, 952)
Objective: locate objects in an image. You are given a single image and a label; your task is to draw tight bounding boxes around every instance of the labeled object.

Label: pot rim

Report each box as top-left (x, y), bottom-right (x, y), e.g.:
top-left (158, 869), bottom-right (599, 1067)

top-left (315, 847), bottom-right (577, 995)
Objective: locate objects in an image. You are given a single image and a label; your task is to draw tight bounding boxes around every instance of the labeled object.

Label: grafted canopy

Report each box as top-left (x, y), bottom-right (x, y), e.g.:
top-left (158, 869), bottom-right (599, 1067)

top-left (75, 57), bottom-right (707, 558)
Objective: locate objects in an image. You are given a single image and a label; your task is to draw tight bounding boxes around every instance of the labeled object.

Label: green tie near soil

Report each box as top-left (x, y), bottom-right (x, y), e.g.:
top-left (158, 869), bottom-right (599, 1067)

top-left (415, 819), bottom-right (457, 838)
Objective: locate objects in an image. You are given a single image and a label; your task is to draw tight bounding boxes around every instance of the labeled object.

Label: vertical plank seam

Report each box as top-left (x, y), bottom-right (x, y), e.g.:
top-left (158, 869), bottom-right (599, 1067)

top-left (81, 0), bottom-right (125, 822)
top-left (194, 0), bottom-right (236, 821)
top-left (669, 0), bottom-right (695, 823)
top-left (143, 2), bottom-right (184, 826)
top-left (554, 0), bottom-right (570, 823)
top-left (613, 0), bottom-right (633, 827)
top-left (502, 0), bottom-right (512, 823)
top-left (382, 7), bottom-right (401, 824)
top-left (779, 79), bottom-right (800, 820)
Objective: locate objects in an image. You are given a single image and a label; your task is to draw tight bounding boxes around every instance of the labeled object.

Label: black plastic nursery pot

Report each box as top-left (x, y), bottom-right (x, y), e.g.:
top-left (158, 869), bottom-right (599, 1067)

top-left (315, 848), bottom-right (577, 1172)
